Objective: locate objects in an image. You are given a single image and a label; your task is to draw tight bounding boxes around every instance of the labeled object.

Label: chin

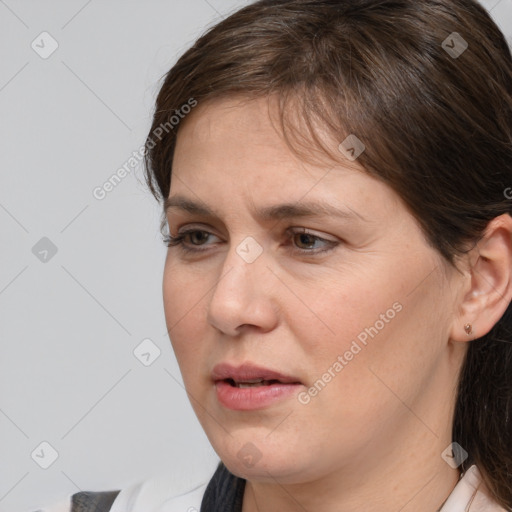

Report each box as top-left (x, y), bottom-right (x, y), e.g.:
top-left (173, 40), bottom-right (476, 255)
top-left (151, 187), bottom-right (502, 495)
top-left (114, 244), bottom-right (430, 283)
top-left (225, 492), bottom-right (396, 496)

top-left (212, 433), bottom-right (312, 483)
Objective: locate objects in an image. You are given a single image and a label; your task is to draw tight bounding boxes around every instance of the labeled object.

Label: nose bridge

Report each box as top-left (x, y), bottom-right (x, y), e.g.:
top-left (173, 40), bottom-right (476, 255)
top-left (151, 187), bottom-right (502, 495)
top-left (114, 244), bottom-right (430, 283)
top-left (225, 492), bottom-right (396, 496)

top-left (207, 235), bottom-right (276, 333)
top-left (213, 235), bottom-right (267, 301)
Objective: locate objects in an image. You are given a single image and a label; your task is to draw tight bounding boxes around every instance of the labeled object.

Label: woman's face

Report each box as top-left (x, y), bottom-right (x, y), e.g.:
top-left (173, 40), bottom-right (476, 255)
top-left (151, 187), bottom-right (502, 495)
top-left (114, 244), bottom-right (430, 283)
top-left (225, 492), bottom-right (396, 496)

top-left (163, 96), bottom-right (464, 484)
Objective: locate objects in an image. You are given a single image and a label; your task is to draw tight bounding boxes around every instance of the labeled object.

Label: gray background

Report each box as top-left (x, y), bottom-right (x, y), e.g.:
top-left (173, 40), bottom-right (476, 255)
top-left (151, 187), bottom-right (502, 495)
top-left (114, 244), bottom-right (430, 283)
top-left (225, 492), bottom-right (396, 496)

top-left (1, 1), bottom-right (511, 511)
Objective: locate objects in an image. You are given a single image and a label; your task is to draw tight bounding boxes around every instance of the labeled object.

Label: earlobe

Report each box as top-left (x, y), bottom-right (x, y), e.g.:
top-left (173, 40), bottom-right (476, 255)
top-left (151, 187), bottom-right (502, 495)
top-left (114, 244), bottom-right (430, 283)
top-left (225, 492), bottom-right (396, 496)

top-left (450, 213), bottom-right (512, 343)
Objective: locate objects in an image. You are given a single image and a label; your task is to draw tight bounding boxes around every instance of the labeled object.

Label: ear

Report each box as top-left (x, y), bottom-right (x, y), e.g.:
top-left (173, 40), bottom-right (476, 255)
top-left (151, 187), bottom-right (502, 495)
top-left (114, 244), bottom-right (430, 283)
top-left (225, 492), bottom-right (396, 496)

top-left (450, 213), bottom-right (512, 342)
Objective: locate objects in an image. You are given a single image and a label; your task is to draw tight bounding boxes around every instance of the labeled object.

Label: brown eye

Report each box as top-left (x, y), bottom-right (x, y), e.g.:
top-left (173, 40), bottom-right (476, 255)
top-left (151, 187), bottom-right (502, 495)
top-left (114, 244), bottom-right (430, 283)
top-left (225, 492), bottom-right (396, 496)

top-left (294, 233), bottom-right (319, 250)
top-left (288, 228), bottom-right (339, 255)
top-left (164, 229), bottom-right (221, 254)
top-left (186, 231), bottom-right (211, 245)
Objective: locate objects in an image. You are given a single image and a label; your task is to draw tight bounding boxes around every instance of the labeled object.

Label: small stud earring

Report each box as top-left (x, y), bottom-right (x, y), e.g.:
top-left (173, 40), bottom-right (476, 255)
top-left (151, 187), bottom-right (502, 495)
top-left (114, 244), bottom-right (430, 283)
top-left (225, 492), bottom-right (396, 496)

top-left (464, 323), bottom-right (472, 335)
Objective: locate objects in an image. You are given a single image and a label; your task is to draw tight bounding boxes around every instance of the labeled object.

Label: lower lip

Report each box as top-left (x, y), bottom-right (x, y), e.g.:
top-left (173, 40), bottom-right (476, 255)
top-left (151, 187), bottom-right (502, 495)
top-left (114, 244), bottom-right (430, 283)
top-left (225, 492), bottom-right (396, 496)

top-left (215, 380), bottom-right (302, 411)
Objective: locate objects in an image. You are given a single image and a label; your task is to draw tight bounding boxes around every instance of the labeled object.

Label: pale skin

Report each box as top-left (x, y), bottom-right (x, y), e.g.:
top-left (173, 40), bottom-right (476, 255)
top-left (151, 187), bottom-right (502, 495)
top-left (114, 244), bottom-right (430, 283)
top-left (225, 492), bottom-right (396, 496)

top-left (162, 95), bottom-right (512, 512)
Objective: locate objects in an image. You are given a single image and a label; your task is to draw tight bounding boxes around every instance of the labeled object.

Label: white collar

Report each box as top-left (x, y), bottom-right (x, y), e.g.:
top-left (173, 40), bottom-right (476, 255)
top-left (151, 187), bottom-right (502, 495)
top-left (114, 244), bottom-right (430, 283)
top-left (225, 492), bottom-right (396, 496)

top-left (439, 465), bottom-right (507, 512)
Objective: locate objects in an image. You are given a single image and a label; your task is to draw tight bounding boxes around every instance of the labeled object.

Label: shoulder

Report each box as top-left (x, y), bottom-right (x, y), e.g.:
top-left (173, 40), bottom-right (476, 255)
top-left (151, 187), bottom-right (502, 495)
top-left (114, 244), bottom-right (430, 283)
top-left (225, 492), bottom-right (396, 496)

top-left (34, 456), bottom-right (220, 512)
top-left (33, 490), bottom-right (121, 512)
top-left (110, 456), bottom-right (220, 511)
top-left (469, 468), bottom-right (510, 512)
top-left (35, 480), bottom-right (209, 512)
top-left (440, 465), bottom-right (510, 512)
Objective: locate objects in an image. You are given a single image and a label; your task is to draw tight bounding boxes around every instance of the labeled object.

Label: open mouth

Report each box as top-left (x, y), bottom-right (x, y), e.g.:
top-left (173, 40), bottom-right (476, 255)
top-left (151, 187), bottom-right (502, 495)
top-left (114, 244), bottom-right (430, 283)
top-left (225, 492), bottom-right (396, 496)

top-left (224, 378), bottom-right (290, 388)
top-left (213, 365), bottom-right (303, 410)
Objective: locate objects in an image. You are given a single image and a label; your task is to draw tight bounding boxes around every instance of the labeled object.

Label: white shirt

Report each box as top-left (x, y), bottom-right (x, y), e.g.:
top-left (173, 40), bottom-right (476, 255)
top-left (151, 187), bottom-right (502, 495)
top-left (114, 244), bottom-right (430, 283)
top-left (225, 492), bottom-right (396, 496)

top-left (36, 464), bottom-right (508, 512)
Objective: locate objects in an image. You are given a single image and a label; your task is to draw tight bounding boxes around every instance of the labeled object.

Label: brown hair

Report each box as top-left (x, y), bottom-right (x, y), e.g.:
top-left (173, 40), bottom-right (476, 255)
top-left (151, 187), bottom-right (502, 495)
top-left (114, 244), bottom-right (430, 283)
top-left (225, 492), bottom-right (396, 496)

top-left (143, 0), bottom-right (512, 507)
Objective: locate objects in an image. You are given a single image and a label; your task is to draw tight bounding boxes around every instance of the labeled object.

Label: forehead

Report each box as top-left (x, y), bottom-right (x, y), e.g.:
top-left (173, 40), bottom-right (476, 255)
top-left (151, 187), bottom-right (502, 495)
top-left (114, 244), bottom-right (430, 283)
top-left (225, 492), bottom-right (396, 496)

top-left (174, 94), bottom-right (359, 170)
top-left (173, 95), bottom-right (363, 184)
top-left (169, 95), bottom-right (402, 223)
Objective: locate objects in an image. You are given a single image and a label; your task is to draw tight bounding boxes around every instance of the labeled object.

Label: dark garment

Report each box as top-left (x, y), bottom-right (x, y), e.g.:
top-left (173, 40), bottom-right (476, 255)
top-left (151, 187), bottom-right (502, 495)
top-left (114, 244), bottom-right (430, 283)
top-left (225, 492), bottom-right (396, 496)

top-left (200, 461), bottom-right (246, 512)
top-left (70, 490), bottom-right (120, 512)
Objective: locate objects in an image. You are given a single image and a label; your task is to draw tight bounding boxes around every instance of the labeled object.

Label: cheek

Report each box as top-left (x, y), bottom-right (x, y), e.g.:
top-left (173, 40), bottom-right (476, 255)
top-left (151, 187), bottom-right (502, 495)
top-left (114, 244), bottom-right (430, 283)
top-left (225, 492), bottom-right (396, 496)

top-left (300, 273), bottom-right (443, 426)
top-left (163, 258), bottom-right (207, 319)
top-left (287, 266), bottom-right (404, 361)
top-left (288, 257), bottom-right (438, 407)
top-left (163, 261), bottom-right (209, 367)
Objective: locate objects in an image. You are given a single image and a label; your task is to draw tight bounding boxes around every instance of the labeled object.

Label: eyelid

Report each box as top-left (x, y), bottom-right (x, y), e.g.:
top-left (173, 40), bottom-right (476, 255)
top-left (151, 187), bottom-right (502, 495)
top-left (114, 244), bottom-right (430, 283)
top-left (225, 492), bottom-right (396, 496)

top-left (287, 226), bottom-right (339, 242)
top-left (171, 223), bottom-right (338, 239)
top-left (173, 223), bottom-right (221, 238)
top-left (178, 224), bottom-right (216, 233)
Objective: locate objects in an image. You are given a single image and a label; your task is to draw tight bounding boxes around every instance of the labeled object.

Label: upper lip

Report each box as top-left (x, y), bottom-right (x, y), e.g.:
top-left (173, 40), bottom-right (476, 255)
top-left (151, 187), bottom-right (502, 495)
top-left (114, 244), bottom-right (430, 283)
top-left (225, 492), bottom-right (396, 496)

top-left (211, 362), bottom-right (302, 384)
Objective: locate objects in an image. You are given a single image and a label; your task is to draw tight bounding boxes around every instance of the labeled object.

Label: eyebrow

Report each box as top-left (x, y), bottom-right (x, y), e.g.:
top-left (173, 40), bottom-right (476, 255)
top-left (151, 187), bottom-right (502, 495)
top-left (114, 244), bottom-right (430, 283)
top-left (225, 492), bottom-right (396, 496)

top-left (164, 195), bottom-right (369, 223)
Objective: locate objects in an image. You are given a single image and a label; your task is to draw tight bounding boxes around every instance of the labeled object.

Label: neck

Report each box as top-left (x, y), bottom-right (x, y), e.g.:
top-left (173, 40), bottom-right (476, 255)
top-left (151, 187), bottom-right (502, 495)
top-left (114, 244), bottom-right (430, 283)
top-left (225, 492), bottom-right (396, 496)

top-left (242, 453), bottom-right (460, 512)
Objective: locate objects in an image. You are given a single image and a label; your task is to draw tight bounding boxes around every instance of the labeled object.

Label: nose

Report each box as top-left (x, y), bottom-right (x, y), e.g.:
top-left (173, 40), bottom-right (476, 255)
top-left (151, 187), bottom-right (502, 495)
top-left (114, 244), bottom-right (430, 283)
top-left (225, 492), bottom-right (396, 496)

top-left (206, 242), bottom-right (279, 336)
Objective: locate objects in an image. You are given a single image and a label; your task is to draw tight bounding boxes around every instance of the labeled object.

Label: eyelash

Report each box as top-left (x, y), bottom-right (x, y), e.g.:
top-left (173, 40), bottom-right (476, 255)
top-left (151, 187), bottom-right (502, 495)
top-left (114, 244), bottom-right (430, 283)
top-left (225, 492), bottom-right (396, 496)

top-left (162, 228), bottom-right (338, 256)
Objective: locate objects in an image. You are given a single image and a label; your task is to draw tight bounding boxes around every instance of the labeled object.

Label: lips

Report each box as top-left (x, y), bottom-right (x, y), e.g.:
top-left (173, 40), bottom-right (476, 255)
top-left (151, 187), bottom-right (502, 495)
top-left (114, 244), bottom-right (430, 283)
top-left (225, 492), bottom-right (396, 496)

top-left (211, 362), bottom-right (302, 386)
top-left (211, 362), bottom-right (303, 410)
